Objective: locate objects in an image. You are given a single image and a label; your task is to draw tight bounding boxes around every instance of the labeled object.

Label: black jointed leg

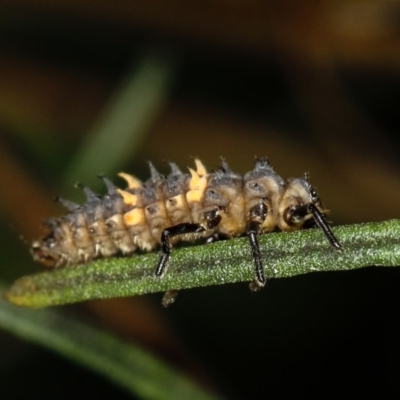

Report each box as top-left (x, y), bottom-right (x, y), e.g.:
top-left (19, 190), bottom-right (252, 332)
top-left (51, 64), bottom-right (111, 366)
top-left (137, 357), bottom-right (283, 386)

top-left (155, 223), bottom-right (206, 277)
top-left (307, 203), bottom-right (342, 250)
top-left (161, 290), bottom-right (180, 307)
top-left (247, 202), bottom-right (268, 291)
top-left (247, 221), bottom-right (265, 289)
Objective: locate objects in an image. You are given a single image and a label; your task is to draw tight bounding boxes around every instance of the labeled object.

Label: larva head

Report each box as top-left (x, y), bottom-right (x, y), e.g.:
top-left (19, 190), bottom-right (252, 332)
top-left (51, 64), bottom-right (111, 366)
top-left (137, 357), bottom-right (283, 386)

top-left (243, 157), bottom-right (285, 232)
top-left (31, 219), bottom-right (74, 267)
top-left (31, 238), bottom-right (59, 267)
top-left (279, 173), bottom-right (325, 231)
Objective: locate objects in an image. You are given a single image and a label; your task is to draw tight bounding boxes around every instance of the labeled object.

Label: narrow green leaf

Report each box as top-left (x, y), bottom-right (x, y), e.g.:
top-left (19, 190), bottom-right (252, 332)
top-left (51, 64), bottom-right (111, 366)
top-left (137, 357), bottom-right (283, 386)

top-left (63, 48), bottom-right (178, 190)
top-left (0, 284), bottom-right (218, 400)
top-left (4, 220), bottom-right (400, 308)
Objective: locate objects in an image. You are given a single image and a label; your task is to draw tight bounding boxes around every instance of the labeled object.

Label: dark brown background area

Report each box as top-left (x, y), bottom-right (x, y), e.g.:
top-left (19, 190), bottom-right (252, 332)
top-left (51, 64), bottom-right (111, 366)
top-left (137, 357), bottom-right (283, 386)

top-left (1, 2), bottom-right (399, 398)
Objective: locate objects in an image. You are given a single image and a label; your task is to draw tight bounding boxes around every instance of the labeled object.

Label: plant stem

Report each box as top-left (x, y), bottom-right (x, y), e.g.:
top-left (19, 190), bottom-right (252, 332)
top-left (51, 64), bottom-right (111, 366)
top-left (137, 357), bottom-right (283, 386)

top-left (4, 220), bottom-right (400, 308)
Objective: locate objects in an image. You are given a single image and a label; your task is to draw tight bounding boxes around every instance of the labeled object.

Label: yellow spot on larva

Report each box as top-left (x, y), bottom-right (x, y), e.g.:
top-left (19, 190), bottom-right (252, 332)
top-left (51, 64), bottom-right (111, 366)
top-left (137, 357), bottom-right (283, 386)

top-left (194, 159), bottom-right (207, 177)
top-left (188, 168), bottom-right (200, 190)
top-left (117, 189), bottom-right (139, 207)
top-left (187, 168), bottom-right (208, 203)
top-left (118, 172), bottom-right (142, 189)
top-left (124, 208), bottom-right (146, 227)
top-left (186, 190), bottom-right (202, 203)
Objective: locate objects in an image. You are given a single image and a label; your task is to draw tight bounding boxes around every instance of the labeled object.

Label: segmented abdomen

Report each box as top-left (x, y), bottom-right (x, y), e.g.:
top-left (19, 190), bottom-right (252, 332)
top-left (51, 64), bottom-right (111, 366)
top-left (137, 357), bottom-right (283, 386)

top-left (32, 159), bottom-right (211, 267)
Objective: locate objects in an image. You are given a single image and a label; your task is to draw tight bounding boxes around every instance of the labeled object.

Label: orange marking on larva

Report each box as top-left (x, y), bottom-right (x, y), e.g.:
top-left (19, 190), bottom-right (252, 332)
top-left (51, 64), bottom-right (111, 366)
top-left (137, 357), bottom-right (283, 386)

top-left (124, 207), bottom-right (146, 227)
top-left (188, 168), bottom-right (200, 189)
top-left (187, 168), bottom-right (208, 203)
top-left (117, 189), bottom-right (139, 207)
top-left (186, 190), bottom-right (203, 204)
top-left (194, 158), bottom-right (207, 177)
top-left (118, 172), bottom-right (142, 189)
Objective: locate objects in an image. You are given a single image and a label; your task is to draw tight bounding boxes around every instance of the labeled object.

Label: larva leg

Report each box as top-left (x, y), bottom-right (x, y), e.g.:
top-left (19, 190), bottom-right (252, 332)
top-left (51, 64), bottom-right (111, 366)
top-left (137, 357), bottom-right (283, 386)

top-left (160, 233), bottom-right (220, 307)
top-left (158, 223), bottom-right (205, 307)
top-left (247, 202), bottom-right (268, 292)
top-left (247, 222), bottom-right (265, 291)
top-left (158, 209), bottom-right (222, 306)
top-left (307, 203), bottom-right (342, 250)
top-left (285, 203), bottom-right (342, 250)
top-left (155, 223), bottom-right (206, 277)
top-left (284, 176), bottom-right (342, 251)
top-left (161, 290), bottom-right (180, 307)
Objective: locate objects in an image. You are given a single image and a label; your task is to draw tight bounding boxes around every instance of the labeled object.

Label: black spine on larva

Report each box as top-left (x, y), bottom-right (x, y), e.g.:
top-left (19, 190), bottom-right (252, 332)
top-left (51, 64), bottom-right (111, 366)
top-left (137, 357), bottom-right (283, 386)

top-left (205, 161), bottom-right (243, 208)
top-left (55, 197), bottom-right (80, 212)
top-left (162, 164), bottom-right (193, 227)
top-left (212, 160), bottom-right (241, 185)
top-left (244, 157), bottom-right (280, 181)
top-left (148, 161), bottom-right (161, 181)
top-left (142, 163), bottom-right (163, 205)
top-left (243, 157), bottom-right (285, 199)
top-left (31, 177), bottom-right (137, 266)
top-left (167, 162), bottom-right (182, 177)
top-left (163, 163), bottom-right (188, 198)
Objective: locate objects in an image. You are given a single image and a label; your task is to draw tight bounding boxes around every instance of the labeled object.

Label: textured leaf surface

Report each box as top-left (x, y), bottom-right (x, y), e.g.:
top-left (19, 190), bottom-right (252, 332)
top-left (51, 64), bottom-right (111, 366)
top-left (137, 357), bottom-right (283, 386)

top-left (5, 220), bottom-right (400, 308)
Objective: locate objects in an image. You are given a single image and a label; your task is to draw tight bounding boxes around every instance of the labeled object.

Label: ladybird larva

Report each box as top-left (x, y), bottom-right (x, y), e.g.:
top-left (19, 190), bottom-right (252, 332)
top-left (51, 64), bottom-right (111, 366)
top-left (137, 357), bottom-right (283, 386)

top-left (31, 157), bottom-right (342, 294)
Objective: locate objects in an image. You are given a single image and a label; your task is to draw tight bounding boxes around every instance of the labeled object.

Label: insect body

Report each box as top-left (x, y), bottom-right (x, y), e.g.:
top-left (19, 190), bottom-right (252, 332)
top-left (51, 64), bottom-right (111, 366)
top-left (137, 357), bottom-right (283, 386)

top-left (31, 158), bottom-right (341, 292)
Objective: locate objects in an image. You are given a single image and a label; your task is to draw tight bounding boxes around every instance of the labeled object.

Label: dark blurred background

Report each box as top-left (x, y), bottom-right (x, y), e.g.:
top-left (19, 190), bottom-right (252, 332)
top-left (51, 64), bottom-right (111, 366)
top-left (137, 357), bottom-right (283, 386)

top-left (1, 1), bottom-right (400, 399)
